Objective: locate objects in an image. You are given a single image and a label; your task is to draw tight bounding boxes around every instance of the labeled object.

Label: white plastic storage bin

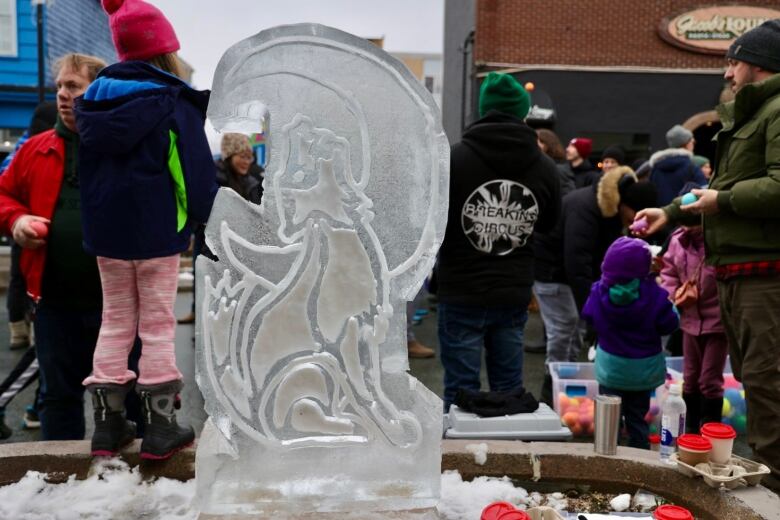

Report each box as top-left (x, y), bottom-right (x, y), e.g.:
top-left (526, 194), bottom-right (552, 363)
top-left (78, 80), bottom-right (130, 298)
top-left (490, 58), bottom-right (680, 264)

top-left (445, 403), bottom-right (572, 441)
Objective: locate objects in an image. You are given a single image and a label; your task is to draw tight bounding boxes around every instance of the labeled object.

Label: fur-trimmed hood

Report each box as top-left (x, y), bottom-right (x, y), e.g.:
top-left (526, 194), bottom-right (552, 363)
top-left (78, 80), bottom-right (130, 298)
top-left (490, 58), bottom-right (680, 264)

top-left (597, 166), bottom-right (636, 217)
top-left (649, 147), bottom-right (692, 167)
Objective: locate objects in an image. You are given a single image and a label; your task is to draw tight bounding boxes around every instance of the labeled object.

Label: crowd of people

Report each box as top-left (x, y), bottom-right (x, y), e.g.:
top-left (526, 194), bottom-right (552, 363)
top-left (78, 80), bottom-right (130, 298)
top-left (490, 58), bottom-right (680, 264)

top-left (436, 18), bottom-right (780, 492)
top-left (0, 0), bottom-right (777, 495)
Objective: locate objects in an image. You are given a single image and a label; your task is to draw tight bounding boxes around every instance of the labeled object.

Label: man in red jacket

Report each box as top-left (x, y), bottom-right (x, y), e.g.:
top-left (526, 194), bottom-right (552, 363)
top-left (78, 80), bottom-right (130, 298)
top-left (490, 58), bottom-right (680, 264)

top-left (0, 53), bottom-right (143, 440)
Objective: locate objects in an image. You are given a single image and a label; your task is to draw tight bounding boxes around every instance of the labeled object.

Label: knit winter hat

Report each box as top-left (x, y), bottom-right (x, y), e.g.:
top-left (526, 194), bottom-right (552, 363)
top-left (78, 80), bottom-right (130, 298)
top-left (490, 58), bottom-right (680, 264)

top-left (600, 236), bottom-right (652, 287)
top-left (221, 133), bottom-right (253, 159)
top-left (726, 19), bottom-right (780, 73)
top-left (691, 155), bottom-right (710, 168)
top-left (619, 179), bottom-right (658, 212)
top-left (479, 72), bottom-right (531, 120)
top-left (601, 145), bottom-right (625, 165)
top-left (666, 124), bottom-right (693, 148)
top-left (568, 138), bottom-right (593, 159)
top-left (102, 0), bottom-right (180, 62)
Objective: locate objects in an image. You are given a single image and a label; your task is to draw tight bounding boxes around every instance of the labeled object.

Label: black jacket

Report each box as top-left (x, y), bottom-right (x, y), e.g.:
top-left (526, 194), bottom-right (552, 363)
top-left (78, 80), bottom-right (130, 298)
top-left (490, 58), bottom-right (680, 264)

top-left (571, 159), bottom-right (601, 189)
top-left (437, 111), bottom-right (561, 306)
top-left (562, 185), bottom-right (623, 311)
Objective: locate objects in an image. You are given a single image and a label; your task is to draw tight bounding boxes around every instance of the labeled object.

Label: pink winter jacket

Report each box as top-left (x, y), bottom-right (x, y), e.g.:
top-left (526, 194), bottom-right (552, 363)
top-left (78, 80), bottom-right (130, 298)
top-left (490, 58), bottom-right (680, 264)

top-left (660, 227), bottom-right (724, 335)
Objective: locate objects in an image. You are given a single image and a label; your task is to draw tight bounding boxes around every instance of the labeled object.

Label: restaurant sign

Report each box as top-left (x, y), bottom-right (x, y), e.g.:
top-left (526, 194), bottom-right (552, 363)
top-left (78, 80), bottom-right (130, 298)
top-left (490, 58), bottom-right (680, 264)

top-left (659, 6), bottom-right (780, 54)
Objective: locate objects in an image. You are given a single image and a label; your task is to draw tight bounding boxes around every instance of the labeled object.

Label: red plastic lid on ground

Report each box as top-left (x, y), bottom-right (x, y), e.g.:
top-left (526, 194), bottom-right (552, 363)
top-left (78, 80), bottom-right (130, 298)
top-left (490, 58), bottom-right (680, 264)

top-left (481, 502), bottom-right (518, 520)
top-left (677, 433), bottom-right (712, 451)
top-left (700, 422), bottom-right (737, 439)
top-left (653, 504), bottom-right (694, 520)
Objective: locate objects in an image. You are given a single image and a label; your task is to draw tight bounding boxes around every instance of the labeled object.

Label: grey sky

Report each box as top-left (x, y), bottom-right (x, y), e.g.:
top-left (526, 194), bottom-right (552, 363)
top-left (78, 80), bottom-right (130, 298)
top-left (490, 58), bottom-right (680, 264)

top-left (146, 0), bottom-right (445, 89)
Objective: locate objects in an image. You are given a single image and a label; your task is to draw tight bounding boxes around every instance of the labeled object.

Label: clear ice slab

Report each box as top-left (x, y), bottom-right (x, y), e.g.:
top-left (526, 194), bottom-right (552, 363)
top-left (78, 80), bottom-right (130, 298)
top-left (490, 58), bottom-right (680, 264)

top-left (195, 24), bottom-right (450, 517)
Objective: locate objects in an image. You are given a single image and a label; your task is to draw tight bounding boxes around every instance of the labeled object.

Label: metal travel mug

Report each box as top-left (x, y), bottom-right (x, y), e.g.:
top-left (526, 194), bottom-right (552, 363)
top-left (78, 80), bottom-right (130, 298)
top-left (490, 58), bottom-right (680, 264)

top-left (594, 395), bottom-right (622, 455)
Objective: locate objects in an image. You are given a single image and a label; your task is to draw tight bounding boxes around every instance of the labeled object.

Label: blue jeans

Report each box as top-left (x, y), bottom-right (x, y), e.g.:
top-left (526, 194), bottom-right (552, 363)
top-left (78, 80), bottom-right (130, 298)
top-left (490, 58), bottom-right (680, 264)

top-left (599, 385), bottom-right (651, 450)
top-left (438, 303), bottom-right (528, 410)
top-left (34, 304), bottom-right (143, 440)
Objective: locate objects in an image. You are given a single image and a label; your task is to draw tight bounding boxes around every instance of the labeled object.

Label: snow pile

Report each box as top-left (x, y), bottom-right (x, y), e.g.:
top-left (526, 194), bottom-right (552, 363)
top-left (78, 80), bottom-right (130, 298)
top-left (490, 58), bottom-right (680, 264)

top-left (437, 471), bottom-right (568, 520)
top-left (465, 443), bottom-right (488, 465)
top-left (0, 459), bottom-right (196, 520)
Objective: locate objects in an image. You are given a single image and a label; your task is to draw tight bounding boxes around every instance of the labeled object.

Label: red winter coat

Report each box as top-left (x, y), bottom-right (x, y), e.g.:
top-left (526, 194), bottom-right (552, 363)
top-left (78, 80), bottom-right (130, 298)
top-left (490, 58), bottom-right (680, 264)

top-left (0, 130), bottom-right (65, 302)
top-left (660, 226), bottom-right (724, 335)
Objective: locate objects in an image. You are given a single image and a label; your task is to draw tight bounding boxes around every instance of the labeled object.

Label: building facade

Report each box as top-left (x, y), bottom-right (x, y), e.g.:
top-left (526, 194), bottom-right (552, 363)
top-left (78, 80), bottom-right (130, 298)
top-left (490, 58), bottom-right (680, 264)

top-left (443, 0), bottom-right (780, 163)
top-left (0, 0), bottom-right (116, 156)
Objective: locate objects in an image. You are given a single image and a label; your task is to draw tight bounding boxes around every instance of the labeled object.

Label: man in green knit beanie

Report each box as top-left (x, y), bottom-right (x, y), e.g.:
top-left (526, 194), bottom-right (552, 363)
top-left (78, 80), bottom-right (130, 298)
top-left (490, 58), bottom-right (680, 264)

top-left (437, 71), bottom-right (560, 411)
top-left (478, 72), bottom-right (531, 120)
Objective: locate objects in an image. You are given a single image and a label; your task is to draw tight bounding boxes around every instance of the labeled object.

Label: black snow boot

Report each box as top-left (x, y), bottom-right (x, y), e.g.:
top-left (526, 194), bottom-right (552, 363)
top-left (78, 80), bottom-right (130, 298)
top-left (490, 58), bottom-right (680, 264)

top-left (700, 396), bottom-right (723, 427)
top-left (88, 382), bottom-right (137, 456)
top-left (540, 374), bottom-right (553, 407)
top-left (683, 392), bottom-right (702, 433)
top-left (137, 380), bottom-right (194, 460)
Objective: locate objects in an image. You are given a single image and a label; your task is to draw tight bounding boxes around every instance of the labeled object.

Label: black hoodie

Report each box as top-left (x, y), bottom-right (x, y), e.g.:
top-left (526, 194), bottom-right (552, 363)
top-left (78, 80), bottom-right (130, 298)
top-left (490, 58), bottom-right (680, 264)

top-left (437, 111), bottom-right (561, 306)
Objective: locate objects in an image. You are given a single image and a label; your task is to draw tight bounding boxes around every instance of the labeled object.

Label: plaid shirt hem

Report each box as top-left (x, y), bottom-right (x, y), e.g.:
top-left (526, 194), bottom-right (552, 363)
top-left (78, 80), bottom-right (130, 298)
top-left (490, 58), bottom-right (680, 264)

top-left (715, 260), bottom-right (780, 280)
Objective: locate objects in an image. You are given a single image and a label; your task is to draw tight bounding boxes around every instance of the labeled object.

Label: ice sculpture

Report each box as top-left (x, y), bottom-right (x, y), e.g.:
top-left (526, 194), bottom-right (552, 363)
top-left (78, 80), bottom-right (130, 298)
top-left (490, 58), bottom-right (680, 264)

top-left (195, 24), bottom-right (449, 518)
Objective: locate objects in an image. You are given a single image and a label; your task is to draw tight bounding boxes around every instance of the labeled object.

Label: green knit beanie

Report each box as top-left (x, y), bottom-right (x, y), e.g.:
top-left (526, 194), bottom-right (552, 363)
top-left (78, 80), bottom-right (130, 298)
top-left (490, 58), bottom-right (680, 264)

top-left (691, 155), bottom-right (710, 168)
top-left (478, 72), bottom-right (531, 120)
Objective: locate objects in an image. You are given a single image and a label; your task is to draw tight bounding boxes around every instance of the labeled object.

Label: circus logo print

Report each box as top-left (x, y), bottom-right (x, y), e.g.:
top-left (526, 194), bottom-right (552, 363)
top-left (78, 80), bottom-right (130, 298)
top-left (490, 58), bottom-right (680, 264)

top-left (462, 180), bottom-right (539, 255)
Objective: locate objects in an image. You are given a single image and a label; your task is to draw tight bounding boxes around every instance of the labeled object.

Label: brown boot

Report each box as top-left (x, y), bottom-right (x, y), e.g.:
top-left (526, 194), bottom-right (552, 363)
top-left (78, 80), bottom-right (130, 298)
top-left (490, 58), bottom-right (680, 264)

top-left (177, 312), bottom-right (195, 324)
top-left (408, 340), bottom-right (435, 359)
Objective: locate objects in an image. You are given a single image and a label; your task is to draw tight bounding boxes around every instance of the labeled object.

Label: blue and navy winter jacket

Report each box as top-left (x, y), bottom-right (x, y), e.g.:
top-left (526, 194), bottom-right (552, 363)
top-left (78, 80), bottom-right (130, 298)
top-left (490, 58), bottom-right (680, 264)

top-left (75, 61), bottom-right (218, 260)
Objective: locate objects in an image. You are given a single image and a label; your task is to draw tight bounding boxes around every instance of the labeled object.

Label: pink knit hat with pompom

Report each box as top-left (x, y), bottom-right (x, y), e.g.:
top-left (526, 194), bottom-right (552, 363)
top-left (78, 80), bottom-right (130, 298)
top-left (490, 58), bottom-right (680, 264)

top-left (102, 0), bottom-right (180, 62)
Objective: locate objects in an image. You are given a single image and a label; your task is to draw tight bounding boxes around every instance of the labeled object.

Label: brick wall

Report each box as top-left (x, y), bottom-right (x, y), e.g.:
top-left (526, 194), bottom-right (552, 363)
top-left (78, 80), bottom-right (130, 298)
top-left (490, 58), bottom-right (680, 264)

top-left (475, 0), bottom-right (780, 69)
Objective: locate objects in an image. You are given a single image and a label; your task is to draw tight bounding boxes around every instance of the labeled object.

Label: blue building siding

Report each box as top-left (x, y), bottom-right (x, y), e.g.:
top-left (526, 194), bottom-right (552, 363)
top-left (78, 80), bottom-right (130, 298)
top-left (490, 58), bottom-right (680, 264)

top-left (47, 0), bottom-right (117, 84)
top-left (0, 0), bottom-right (115, 131)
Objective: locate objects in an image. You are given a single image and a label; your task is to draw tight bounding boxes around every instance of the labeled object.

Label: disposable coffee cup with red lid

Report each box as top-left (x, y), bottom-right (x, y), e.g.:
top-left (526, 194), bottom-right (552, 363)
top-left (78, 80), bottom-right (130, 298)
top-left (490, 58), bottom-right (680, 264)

top-left (653, 504), bottom-right (694, 520)
top-left (700, 422), bottom-right (737, 464)
top-left (700, 422), bottom-right (736, 439)
top-left (677, 434), bottom-right (712, 466)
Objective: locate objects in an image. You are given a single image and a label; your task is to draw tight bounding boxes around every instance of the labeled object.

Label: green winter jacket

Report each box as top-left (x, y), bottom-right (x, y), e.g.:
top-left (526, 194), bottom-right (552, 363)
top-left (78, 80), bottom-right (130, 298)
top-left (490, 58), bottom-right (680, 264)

top-left (664, 73), bottom-right (780, 266)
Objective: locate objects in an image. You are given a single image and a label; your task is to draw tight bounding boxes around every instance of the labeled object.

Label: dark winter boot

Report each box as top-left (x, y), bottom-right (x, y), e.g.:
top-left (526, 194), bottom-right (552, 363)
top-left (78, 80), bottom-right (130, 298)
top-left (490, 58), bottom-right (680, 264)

top-left (88, 382), bottom-right (137, 456)
top-left (137, 381), bottom-right (194, 460)
top-left (700, 396), bottom-right (723, 427)
top-left (540, 374), bottom-right (553, 407)
top-left (683, 392), bottom-right (702, 433)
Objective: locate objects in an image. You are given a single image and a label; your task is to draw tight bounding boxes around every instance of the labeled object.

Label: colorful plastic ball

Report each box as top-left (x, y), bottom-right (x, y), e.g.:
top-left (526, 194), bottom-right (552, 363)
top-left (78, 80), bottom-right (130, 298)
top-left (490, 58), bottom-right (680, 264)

top-left (722, 398), bottom-right (733, 418)
top-left (725, 388), bottom-right (742, 403)
top-left (524, 82), bottom-right (535, 92)
top-left (681, 193), bottom-right (698, 206)
top-left (733, 414), bottom-right (747, 434)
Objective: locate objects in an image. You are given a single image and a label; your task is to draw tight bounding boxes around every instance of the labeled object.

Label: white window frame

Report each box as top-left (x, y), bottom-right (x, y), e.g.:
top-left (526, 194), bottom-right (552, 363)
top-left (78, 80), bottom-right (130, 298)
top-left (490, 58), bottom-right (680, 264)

top-left (0, 0), bottom-right (18, 58)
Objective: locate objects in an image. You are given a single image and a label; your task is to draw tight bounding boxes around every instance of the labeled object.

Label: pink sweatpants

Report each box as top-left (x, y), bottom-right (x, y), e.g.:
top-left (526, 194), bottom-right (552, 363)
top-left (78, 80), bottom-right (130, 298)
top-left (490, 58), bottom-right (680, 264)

top-left (83, 254), bottom-right (182, 386)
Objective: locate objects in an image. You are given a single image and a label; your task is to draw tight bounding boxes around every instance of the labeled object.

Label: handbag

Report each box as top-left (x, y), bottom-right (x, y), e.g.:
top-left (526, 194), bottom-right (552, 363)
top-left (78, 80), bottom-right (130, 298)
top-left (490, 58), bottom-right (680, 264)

top-left (673, 259), bottom-right (704, 309)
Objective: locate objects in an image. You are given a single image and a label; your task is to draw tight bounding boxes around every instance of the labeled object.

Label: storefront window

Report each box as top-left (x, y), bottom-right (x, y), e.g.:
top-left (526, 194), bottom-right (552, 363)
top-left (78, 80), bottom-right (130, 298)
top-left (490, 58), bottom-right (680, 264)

top-left (0, 0), bottom-right (17, 57)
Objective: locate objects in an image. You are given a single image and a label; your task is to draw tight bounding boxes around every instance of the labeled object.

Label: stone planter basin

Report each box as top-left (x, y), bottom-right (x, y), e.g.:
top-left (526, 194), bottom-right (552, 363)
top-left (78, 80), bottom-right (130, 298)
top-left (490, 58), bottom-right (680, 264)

top-left (0, 440), bottom-right (778, 519)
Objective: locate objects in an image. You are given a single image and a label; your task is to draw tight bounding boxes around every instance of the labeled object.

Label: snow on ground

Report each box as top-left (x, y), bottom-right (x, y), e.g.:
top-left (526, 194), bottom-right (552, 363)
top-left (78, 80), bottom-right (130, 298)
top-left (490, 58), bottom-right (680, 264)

top-left (0, 463), bottom-right (594, 520)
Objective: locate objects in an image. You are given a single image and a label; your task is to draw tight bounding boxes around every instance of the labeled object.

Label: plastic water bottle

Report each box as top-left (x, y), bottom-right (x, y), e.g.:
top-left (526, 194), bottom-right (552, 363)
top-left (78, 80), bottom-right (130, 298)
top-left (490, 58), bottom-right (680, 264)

top-left (660, 383), bottom-right (687, 463)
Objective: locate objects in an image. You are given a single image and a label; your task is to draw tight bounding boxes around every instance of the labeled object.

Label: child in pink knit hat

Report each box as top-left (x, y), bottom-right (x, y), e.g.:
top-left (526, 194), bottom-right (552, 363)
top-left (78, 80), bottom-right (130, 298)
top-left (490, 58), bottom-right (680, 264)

top-left (76, 0), bottom-right (217, 460)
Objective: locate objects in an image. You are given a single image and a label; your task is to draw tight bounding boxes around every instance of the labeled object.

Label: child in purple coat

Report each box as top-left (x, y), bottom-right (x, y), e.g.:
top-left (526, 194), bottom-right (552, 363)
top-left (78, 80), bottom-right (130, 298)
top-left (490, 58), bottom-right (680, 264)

top-left (583, 236), bottom-right (679, 448)
top-left (660, 225), bottom-right (728, 432)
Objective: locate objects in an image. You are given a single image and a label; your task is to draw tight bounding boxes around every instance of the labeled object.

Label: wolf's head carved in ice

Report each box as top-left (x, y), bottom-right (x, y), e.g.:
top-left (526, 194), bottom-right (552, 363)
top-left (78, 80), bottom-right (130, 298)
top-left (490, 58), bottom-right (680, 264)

top-left (198, 24), bottom-right (448, 452)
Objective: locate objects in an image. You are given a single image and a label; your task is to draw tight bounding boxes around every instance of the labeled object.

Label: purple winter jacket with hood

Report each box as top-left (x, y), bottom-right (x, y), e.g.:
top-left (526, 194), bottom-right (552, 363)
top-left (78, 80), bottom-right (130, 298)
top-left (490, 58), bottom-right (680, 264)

top-left (660, 226), bottom-right (724, 336)
top-left (583, 237), bottom-right (679, 390)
